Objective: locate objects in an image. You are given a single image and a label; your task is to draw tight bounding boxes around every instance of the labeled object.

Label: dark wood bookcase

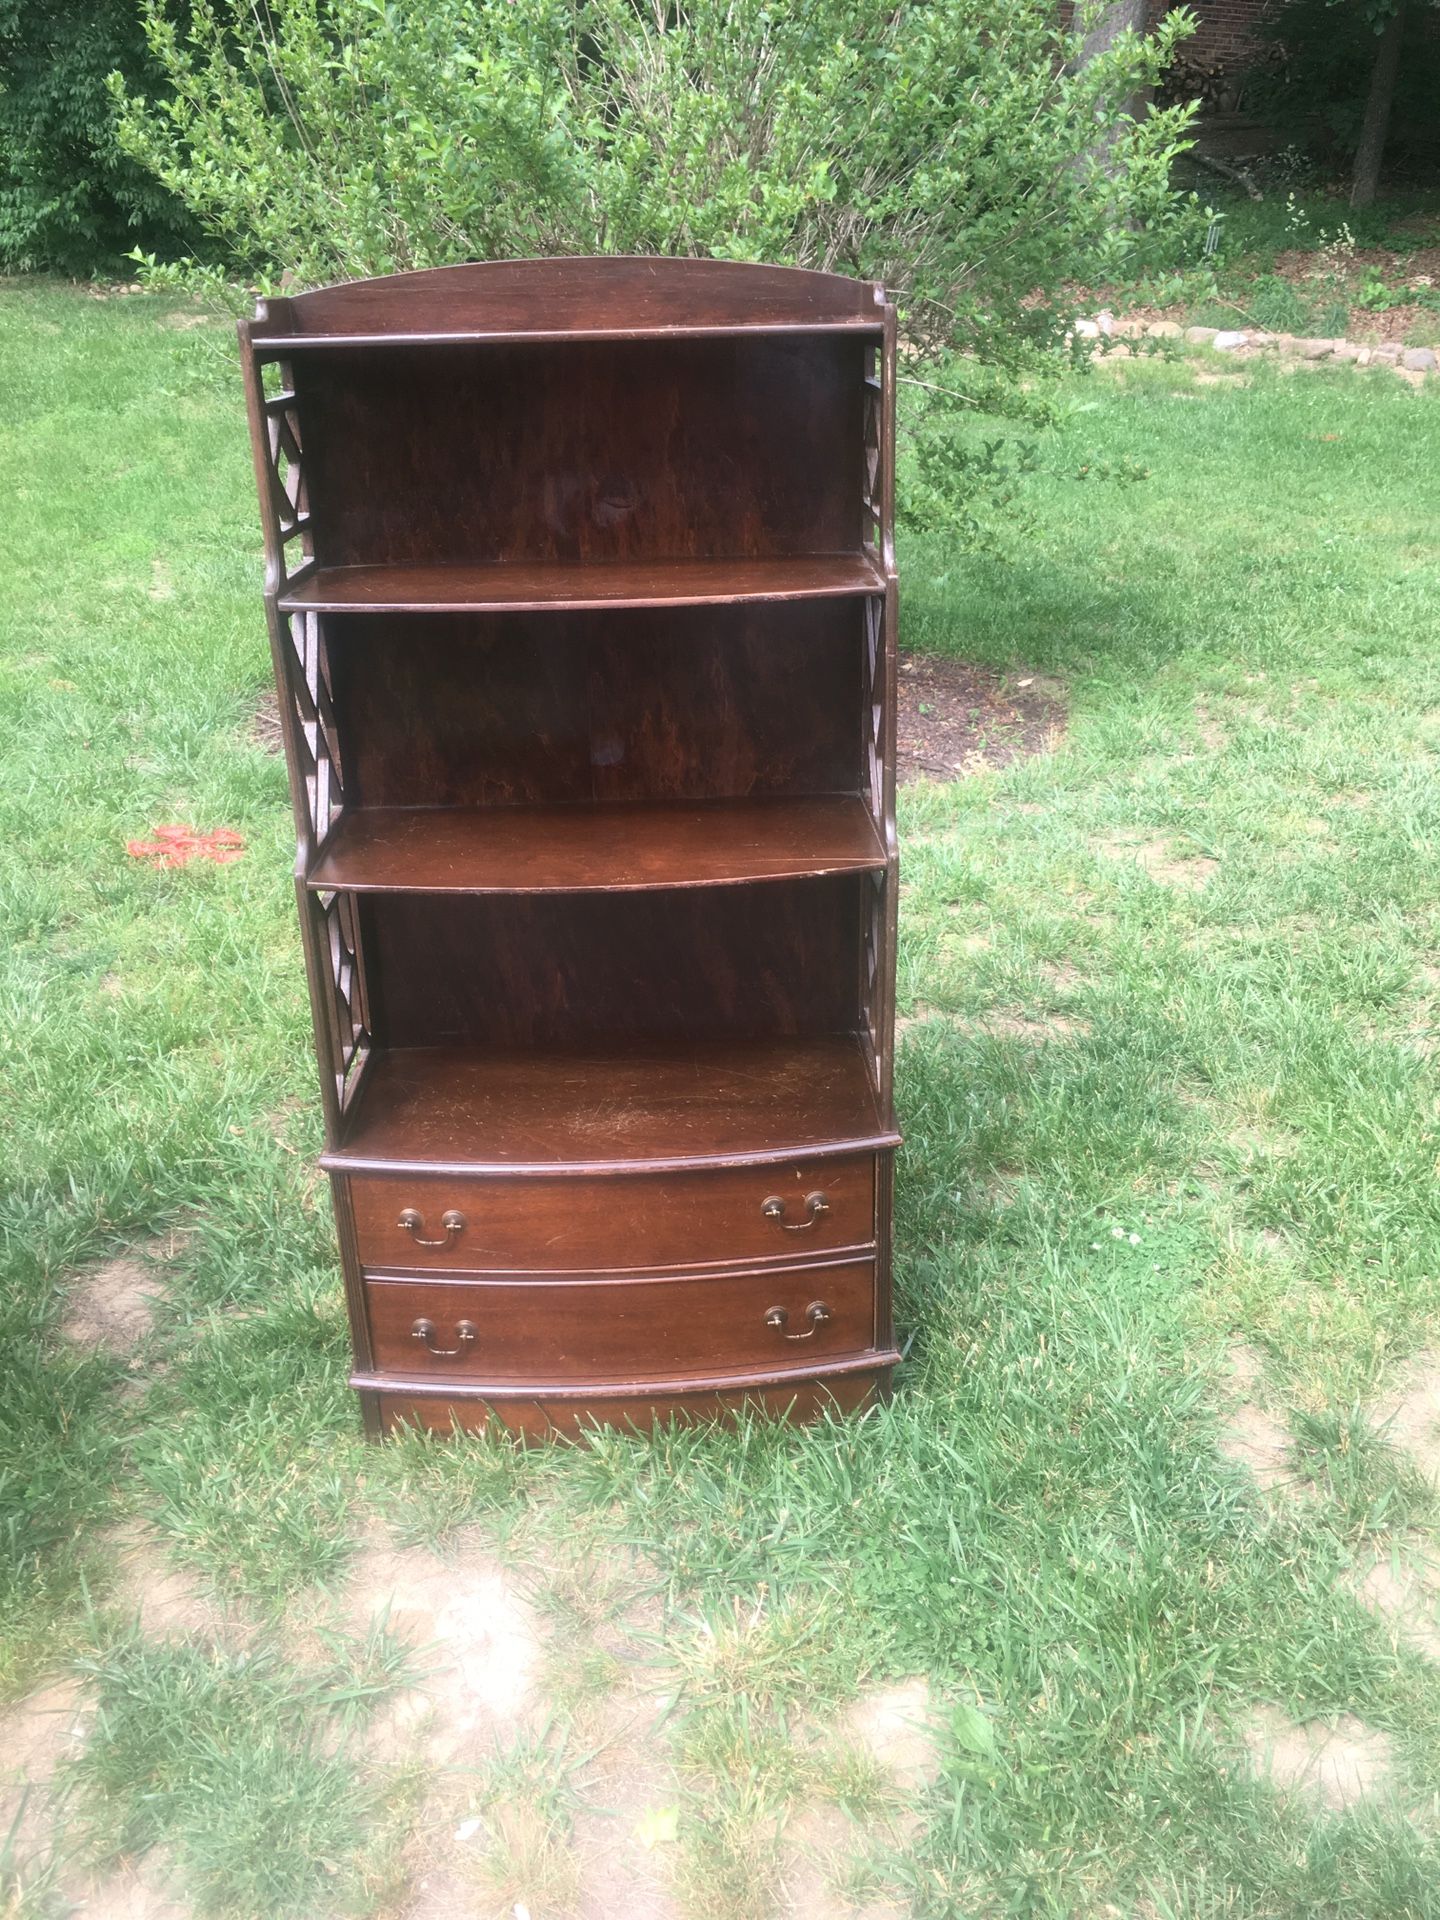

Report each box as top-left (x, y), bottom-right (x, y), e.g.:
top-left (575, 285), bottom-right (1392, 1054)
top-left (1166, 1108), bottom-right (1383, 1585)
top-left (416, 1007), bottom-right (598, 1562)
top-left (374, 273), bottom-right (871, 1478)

top-left (239, 258), bottom-right (901, 1438)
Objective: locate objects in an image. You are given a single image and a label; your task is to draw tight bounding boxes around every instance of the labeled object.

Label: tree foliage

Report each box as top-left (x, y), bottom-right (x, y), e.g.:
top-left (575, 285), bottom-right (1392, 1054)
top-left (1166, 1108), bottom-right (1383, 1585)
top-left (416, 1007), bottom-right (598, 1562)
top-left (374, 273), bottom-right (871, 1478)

top-left (114, 0), bottom-right (1202, 537)
top-left (1252, 0), bottom-right (1440, 180)
top-left (0, 0), bottom-right (193, 274)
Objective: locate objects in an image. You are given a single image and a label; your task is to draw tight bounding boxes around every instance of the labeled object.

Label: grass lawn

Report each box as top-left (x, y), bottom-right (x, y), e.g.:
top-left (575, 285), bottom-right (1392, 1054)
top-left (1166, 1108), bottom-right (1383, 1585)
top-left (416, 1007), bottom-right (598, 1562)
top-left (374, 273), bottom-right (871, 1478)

top-left (3, 282), bottom-right (1440, 1918)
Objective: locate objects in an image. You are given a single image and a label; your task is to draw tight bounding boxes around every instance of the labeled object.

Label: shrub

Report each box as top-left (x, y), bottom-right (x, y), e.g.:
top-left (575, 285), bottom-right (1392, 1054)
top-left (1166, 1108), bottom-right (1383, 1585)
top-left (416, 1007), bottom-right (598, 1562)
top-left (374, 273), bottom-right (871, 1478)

top-left (0, 0), bottom-right (194, 275)
top-left (114, 0), bottom-right (1202, 536)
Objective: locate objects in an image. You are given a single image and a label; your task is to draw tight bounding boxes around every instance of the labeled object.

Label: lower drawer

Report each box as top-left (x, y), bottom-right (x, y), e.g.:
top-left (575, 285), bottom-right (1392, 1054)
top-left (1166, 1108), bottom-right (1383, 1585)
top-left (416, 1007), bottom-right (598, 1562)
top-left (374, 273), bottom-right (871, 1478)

top-left (345, 1154), bottom-right (876, 1274)
top-left (364, 1258), bottom-right (875, 1384)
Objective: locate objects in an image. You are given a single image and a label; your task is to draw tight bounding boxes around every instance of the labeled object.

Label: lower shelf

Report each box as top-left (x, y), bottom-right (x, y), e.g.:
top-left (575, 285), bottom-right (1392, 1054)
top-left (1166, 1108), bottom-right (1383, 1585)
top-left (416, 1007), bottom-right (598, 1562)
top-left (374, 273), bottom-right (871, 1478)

top-left (359, 1355), bottom-right (898, 1438)
top-left (323, 1034), bottom-right (897, 1175)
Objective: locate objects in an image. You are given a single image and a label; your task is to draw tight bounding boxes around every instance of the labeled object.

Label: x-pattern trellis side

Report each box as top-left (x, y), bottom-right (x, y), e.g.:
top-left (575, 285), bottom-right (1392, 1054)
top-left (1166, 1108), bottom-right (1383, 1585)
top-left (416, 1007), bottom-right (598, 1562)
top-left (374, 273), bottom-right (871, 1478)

top-left (861, 341), bottom-right (883, 560)
top-left (249, 348), bottom-right (370, 1124)
top-left (312, 887), bottom-right (371, 1115)
top-left (259, 361), bottom-right (315, 593)
top-left (280, 607), bottom-right (345, 852)
top-left (858, 326), bottom-right (895, 1114)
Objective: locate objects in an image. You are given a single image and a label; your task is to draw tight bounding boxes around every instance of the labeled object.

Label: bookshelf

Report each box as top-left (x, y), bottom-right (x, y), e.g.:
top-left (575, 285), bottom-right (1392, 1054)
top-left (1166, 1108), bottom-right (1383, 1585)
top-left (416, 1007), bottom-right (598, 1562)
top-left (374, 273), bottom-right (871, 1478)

top-left (240, 257), bottom-right (901, 1438)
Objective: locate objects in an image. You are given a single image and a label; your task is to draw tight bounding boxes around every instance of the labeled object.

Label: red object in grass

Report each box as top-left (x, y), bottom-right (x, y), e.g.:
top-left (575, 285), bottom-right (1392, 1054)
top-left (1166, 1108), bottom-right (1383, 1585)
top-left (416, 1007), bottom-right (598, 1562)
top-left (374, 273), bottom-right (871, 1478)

top-left (125, 824), bottom-right (246, 868)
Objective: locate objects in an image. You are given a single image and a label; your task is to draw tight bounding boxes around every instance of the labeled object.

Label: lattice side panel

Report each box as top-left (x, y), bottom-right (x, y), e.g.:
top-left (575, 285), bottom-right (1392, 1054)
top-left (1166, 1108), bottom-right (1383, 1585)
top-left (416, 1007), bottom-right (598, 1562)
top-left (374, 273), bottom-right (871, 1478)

top-left (861, 340), bottom-right (883, 559)
top-left (279, 607), bottom-right (345, 851)
top-left (861, 868), bottom-right (887, 1097)
top-left (312, 887), bottom-right (371, 1114)
top-left (861, 594), bottom-right (885, 830)
top-left (260, 359), bottom-right (314, 590)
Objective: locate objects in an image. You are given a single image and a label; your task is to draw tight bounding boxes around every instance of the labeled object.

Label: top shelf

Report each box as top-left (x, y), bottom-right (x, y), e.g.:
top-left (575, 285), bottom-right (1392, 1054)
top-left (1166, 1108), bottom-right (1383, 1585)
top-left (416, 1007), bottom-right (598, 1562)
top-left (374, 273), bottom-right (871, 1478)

top-left (278, 555), bottom-right (887, 615)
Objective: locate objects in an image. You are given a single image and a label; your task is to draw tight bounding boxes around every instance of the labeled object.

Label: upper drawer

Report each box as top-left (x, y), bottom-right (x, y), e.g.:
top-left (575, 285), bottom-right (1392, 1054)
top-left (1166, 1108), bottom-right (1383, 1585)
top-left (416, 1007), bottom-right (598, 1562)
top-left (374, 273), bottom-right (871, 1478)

top-left (345, 1154), bottom-right (875, 1273)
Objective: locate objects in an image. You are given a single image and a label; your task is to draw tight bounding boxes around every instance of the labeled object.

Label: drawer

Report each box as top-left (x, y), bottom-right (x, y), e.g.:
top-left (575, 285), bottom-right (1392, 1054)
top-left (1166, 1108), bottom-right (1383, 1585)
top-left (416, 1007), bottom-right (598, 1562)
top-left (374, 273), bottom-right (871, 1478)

top-left (364, 1258), bottom-right (875, 1383)
top-left (345, 1155), bottom-right (875, 1273)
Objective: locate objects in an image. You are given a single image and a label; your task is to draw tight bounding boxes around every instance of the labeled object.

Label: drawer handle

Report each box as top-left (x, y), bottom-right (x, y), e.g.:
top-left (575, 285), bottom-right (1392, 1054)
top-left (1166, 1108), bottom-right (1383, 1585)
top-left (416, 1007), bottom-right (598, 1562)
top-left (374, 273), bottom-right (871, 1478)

top-left (764, 1301), bottom-right (834, 1341)
top-left (398, 1207), bottom-right (466, 1250)
top-left (410, 1316), bottom-right (477, 1358)
top-left (761, 1191), bottom-right (830, 1232)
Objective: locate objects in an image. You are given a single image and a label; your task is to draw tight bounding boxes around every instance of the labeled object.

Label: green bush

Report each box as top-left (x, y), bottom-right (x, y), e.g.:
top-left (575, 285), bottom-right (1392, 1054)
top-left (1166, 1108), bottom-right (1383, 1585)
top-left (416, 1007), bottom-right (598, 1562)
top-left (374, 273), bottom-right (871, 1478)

top-left (0, 0), bottom-right (194, 275)
top-left (113, 0), bottom-right (1201, 539)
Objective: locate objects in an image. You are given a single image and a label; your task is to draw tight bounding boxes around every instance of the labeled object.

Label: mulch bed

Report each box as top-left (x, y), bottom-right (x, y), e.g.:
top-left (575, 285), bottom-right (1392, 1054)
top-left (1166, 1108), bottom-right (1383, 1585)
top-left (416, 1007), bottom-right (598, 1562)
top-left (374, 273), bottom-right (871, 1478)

top-left (896, 655), bottom-right (1066, 785)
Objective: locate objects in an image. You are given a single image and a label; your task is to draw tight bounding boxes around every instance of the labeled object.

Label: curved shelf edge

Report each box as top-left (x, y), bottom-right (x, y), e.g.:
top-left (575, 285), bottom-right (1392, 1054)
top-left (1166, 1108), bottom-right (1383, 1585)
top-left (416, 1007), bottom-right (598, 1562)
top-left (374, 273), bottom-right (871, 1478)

top-left (321, 1130), bottom-right (903, 1181)
top-left (350, 1349), bottom-right (903, 1401)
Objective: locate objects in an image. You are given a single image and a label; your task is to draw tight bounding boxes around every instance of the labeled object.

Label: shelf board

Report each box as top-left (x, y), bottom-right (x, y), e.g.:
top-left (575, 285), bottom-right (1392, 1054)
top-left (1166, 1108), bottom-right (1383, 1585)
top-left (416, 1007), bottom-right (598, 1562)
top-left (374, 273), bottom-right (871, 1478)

top-left (278, 555), bottom-right (885, 615)
top-left (320, 1036), bottom-right (897, 1176)
top-left (307, 797), bottom-right (886, 895)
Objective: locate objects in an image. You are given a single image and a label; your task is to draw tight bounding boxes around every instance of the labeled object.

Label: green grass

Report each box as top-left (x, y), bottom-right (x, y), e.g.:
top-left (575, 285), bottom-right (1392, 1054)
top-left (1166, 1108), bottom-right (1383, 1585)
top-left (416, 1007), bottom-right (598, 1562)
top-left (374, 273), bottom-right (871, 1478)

top-left (3, 286), bottom-right (1440, 1915)
top-left (65, 1626), bottom-right (415, 1915)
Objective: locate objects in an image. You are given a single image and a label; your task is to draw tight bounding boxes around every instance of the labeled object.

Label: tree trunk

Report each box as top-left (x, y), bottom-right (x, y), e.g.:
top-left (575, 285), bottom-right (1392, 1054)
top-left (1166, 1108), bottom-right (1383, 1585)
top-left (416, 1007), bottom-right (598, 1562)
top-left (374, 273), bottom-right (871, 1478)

top-left (1350, 2), bottom-right (1406, 211)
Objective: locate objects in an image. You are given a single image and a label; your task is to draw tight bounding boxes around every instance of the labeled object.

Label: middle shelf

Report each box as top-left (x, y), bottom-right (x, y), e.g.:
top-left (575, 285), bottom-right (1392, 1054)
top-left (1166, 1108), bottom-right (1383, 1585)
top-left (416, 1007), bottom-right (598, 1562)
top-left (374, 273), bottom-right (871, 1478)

top-left (307, 795), bottom-right (887, 893)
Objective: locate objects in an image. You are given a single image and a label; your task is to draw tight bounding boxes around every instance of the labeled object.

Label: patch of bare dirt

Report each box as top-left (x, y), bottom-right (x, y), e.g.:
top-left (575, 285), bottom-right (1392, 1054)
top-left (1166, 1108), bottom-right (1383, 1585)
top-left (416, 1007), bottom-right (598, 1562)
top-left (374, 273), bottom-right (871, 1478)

top-left (1346, 1546), bottom-right (1440, 1659)
top-left (1219, 1404), bottom-right (1295, 1495)
top-left (1098, 831), bottom-right (1219, 891)
top-left (780, 1802), bottom-right (906, 1920)
top-left (970, 1010), bottom-right (1090, 1041)
top-left (0, 1678), bottom-right (89, 1870)
top-left (1375, 1354), bottom-right (1440, 1487)
top-left (897, 657), bottom-right (1066, 786)
top-left (62, 1248), bottom-right (168, 1355)
top-left (1224, 1342), bottom-right (1267, 1397)
top-left (62, 1856), bottom-right (189, 1920)
top-left (248, 686), bottom-right (285, 754)
top-left (102, 1519), bottom-right (228, 1642)
top-left (1241, 1704), bottom-right (1397, 1811)
top-left (1217, 1344), bottom-right (1299, 1498)
top-left (345, 1534), bottom-right (541, 1766)
top-left (569, 1686), bottom-right (683, 1920)
top-left (841, 1679), bottom-right (943, 1794)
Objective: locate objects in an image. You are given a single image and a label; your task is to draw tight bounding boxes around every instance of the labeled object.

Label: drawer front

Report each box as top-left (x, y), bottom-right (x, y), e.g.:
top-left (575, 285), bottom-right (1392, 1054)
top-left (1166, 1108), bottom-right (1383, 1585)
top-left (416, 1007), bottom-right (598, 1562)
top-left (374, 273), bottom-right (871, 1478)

top-left (346, 1156), bottom-right (875, 1274)
top-left (364, 1259), bottom-right (876, 1383)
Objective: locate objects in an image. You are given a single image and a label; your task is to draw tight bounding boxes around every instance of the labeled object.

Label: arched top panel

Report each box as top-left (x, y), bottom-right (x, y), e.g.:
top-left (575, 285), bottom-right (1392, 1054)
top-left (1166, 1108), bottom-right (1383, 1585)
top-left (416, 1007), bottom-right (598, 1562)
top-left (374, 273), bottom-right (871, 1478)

top-left (250, 256), bottom-right (887, 348)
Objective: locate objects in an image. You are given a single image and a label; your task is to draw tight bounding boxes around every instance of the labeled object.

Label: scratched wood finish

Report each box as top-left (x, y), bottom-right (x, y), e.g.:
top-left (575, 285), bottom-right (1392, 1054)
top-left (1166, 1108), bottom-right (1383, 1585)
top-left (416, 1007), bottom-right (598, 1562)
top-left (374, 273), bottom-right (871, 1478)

top-left (346, 1153), bottom-right (876, 1273)
top-left (239, 258), bottom-right (901, 1438)
top-left (325, 603), bottom-right (865, 809)
top-left (281, 554), bottom-right (883, 613)
top-left (319, 1038), bottom-right (896, 1177)
top-left (309, 797), bottom-right (885, 894)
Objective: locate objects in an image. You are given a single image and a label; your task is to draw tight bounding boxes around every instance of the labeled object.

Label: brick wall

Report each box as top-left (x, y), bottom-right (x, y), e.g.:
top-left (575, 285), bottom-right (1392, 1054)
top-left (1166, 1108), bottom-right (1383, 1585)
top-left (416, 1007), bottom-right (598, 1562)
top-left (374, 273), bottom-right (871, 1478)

top-left (1146, 0), bottom-right (1278, 69)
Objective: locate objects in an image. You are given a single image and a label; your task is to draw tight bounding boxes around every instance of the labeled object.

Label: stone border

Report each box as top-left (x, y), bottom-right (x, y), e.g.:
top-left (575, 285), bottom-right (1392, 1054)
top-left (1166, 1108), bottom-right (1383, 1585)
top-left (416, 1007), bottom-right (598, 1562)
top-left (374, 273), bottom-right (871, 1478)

top-left (1075, 312), bottom-right (1436, 383)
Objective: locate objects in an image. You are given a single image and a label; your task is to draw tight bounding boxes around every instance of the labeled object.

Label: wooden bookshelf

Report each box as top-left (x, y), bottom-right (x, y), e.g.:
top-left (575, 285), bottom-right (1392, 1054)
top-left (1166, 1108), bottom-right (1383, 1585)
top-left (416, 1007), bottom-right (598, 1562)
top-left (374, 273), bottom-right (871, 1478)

top-left (240, 257), bottom-right (901, 1438)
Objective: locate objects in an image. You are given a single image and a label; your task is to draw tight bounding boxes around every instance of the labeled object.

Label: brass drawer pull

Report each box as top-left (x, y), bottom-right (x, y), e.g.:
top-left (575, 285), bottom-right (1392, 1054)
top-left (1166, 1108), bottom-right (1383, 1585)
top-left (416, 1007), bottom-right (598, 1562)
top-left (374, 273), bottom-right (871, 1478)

top-left (398, 1207), bottom-right (465, 1250)
top-left (411, 1316), bottom-right (477, 1358)
top-left (761, 1191), bottom-right (830, 1232)
top-left (764, 1301), bottom-right (834, 1341)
